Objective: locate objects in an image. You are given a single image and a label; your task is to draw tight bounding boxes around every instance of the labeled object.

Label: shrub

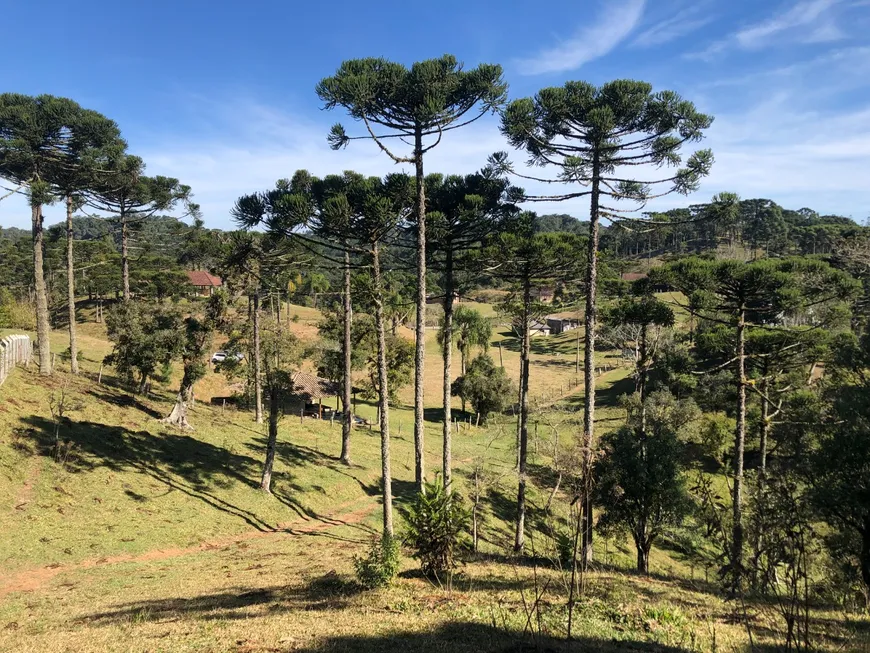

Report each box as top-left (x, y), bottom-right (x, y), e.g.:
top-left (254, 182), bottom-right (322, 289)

top-left (0, 288), bottom-right (36, 330)
top-left (451, 354), bottom-right (515, 423)
top-left (353, 533), bottom-right (400, 589)
top-left (404, 479), bottom-right (470, 576)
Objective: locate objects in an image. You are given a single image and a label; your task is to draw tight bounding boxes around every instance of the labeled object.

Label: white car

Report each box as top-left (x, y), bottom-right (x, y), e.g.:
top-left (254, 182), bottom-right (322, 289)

top-left (211, 351), bottom-right (243, 364)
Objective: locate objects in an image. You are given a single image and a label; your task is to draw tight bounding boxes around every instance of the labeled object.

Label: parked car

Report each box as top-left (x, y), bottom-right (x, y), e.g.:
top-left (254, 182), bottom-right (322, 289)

top-left (211, 351), bottom-right (244, 364)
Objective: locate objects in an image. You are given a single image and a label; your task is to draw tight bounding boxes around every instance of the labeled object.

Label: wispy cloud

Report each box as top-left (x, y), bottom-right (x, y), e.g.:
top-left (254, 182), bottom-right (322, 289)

top-left (735, 0), bottom-right (842, 48)
top-left (515, 0), bottom-right (646, 75)
top-left (687, 0), bottom-right (851, 60)
top-left (632, 5), bottom-right (714, 48)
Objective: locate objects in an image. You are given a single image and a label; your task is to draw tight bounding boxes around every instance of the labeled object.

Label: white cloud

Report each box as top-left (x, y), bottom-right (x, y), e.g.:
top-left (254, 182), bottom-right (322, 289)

top-left (687, 0), bottom-right (850, 59)
top-left (735, 0), bottom-right (841, 48)
top-left (632, 5), bottom-right (714, 47)
top-left (515, 0), bottom-right (646, 75)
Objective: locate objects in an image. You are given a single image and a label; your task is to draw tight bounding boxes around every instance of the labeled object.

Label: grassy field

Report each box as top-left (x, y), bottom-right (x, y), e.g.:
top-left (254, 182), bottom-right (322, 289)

top-left (1, 306), bottom-right (868, 652)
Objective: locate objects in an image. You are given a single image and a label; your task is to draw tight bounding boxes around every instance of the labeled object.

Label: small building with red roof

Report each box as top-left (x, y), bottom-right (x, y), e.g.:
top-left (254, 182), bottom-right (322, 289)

top-left (186, 270), bottom-right (223, 296)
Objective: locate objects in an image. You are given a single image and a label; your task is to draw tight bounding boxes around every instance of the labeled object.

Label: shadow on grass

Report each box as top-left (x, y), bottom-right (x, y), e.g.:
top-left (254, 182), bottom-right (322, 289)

top-left (79, 599), bottom-right (696, 651)
top-left (20, 415), bottom-right (277, 531)
top-left (86, 389), bottom-right (164, 419)
top-left (78, 572), bottom-right (367, 625)
top-left (290, 621), bottom-right (694, 652)
top-left (558, 374), bottom-right (635, 413)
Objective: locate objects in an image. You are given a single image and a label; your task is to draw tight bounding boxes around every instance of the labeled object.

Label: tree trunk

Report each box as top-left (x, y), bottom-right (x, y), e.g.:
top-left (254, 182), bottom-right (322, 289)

top-left (636, 537), bottom-right (651, 575)
top-left (581, 152), bottom-right (602, 564)
top-left (639, 322), bottom-right (648, 434)
top-left (340, 250), bottom-right (353, 465)
top-left (860, 519), bottom-right (870, 593)
top-left (32, 203), bottom-right (52, 376)
top-left (252, 293), bottom-right (263, 424)
top-left (162, 374), bottom-right (195, 430)
top-left (65, 197), bottom-right (79, 375)
top-left (442, 247), bottom-right (455, 491)
top-left (412, 130), bottom-right (427, 493)
top-left (472, 503), bottom-right (479, 553)
top-left (732, 306), bottom-right (747, 593)
top-left (372, 243), bottom-right (394, 536)
top-left (460, 345), bottom-right (468, 413)
top-left (121, 213), bottom-right (131, 302)
top-left (260, 389), bottom-right (280, 492)
top-left (759, 375), bottom-right (770, 480)
top-left (514, 278), bottom-right (532, 552)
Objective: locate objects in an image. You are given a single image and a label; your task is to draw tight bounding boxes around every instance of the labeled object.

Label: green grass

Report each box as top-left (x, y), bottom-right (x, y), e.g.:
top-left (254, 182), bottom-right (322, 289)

top-left (0, 312), bottom-right (867, 652)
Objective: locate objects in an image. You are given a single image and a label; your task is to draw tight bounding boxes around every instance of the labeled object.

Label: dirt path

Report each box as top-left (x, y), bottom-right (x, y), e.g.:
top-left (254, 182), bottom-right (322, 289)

top-left (0, 495), bottom-right (378, 599)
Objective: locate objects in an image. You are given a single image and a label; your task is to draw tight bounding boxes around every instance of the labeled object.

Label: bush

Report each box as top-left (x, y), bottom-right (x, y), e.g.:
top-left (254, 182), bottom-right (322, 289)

top-left (451, 354), bottom-right (515, 423)
top-left (404, 479), bottom-right (470, 576)
top-left (0, 288), bottom-right (36, 330)
top-left (353, 533), bottom-right (400, 589)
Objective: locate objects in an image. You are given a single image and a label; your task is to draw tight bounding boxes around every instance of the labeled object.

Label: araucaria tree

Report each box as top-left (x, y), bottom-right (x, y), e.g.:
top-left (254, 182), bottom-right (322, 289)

top-left (0, 94), bottom-right (116, 375)
top-left (655, 256), bottom-right (859, 591)
top-left (89, 152), bottom-right (197, 301)
top-left (428, 171), bottom-right (518, 488)
top-left (214, 232), bottom-right (281, 425)
top-left (497, 80), bottom-right (713, 562)
top-left (49, 109), bottom-right (124, 374)
top-left (482, 214), bottom-right (583, 551)
top-left (317, 55), bottom-right (508, 492)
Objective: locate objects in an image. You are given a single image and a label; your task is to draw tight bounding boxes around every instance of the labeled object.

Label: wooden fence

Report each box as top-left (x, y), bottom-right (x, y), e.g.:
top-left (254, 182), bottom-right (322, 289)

top-left (0, 334), bottom-right (31, 387)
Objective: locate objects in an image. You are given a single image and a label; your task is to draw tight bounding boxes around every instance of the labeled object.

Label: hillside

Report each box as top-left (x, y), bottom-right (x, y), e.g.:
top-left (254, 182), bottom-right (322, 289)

top-left (1, 314), bottom-right (868, 652)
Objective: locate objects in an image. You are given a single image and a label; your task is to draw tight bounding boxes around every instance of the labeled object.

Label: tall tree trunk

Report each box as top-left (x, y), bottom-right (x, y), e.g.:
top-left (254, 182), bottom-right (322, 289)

top-left (442, 247), bottom-right (454, 491)
top-left (639, 322), bottom-right (648, 435)
top-left (759, 376), bottom-right (770, 480)
top-left (252, 292), bottom-right (263, 424)
top-left (514, 279), bottom-right (532, 552)
top-left (340, 251), bottom-right (353, 465)
top-left (372, 243), bottom-right (394, 536)
top-left (412, 131), bottom-right (427, 493)
top-left (162, 368), bottom-right (195, 430)
top-left (860, 519), bottom-right (870, 593)
top-left (121, 212), bottom-right (131, 302)
top-left (32, 203), bottom-right (52, 376)
top-left (732, 305), bottom-right (747, 594)
top-left (581, 152), bottom-right (601, 564)
top-left (261, 389), bottom-right (279, 492)
top-left (65, 196), bottom-right (78, 375)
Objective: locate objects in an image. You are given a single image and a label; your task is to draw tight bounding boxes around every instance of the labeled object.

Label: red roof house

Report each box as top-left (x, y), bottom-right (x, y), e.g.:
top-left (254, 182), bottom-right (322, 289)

top-left (186, 270), bottom-right (223, 296)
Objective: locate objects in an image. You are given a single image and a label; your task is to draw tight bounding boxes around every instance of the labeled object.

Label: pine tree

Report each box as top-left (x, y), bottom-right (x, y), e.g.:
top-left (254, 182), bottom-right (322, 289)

top-left (481, 214), bottom-right (583, 551)
top-left (495, 79), bottom-right (714, 562)
top-left (317, 55), bottom-right (507, 492)
top-left (427, 171), bottom-right (519, 488)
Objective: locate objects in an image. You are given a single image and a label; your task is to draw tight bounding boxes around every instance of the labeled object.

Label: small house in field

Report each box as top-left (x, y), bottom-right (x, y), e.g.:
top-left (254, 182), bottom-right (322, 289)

top-left (546, 316), bottom-right (581, 335)
top-left (186, 270), bottom-right (223, 296)
top-left (290, 371), bottom-right (340, 418)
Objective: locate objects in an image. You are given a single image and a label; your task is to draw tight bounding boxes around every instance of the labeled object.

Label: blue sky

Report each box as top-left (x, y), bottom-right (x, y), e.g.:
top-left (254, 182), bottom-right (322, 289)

top-left (2, 0), bottom-right (869, 229)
